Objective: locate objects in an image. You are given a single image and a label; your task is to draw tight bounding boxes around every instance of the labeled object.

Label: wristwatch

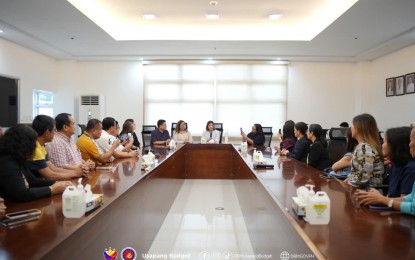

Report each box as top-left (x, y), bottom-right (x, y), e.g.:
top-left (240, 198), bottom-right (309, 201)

top-left (388, 199), bottom-right (394, 208)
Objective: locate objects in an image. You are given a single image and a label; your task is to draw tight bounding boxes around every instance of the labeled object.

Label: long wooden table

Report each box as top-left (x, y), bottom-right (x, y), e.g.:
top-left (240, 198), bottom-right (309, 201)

top-left (0, 144), bottom-right (414, 259)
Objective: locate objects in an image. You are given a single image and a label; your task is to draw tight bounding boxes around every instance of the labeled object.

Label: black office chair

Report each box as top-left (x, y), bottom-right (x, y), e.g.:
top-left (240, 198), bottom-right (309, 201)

top-left (171, 122), bottom-right (188, 138)
top-left (262, 127), bottom-right (273, 147)
top-left (77, 124), bottom-right (86, 137)
top-left (327, 127), bottom-right (348, 165)
top-left (141, 125), bottom-right (157, 148)
top-left (214, 123), bottom-right (223, 143)
top-left (378, 131), bottom-right (384, 145)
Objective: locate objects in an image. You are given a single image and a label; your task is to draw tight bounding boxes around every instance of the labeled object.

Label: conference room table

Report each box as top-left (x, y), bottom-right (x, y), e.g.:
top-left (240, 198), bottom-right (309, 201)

top-left (0, 144), bottom-right (414, 259)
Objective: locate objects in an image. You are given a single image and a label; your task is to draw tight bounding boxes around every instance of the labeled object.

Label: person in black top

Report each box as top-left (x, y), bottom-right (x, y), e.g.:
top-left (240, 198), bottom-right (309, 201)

top-left (0, 124), bottom-right (72, 202)
top-left (151, 119), bottom-right (171, 146)
top-left (281, 122), bottom-right (310, 163)
top-left (241, 124), bottom-right (265, 146)
top-left (124, 119), bottom-right (141, 149)
top-left (306, 124), bottom-right (331, 170)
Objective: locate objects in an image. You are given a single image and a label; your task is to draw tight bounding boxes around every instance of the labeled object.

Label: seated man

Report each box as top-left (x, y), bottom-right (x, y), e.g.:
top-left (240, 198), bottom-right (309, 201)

top-left (96, 117), bottom-right (139, 158)
top-left (45, 113), bottom-right (94, 174)
top-left (76, 118), bottom-right (120, 165)
top-left (151, 119), bottom-right (171, 146)
top-left (28, 115), bottom-right (84, 180)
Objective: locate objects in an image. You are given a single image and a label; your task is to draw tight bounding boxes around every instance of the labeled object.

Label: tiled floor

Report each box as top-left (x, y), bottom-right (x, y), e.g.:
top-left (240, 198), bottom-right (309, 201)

top-left (145, 180), bottom-right (254, 260)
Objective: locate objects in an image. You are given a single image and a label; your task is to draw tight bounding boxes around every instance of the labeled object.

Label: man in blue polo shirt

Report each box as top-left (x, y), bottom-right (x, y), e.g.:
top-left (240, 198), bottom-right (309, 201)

top-left (151, 119), bottom-right (171, 146)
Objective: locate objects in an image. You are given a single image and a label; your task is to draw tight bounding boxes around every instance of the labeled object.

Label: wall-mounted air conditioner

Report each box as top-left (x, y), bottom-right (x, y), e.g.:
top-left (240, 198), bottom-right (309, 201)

top-left (78, 95), bottom-right (105, 126)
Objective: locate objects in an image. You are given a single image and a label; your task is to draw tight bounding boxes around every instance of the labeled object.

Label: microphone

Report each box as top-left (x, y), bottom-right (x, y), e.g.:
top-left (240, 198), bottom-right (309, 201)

top-left (210, 132), bottom-right (212, 138)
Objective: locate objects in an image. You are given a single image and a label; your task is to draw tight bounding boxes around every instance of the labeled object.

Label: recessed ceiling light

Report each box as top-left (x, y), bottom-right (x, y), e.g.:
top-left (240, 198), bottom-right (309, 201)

top-left (206, 13), bottom-right (219, 19)
top-left (143, 13), bottom-right (156, 20)
top-left (268, 13), bottom-right (282, 20)
top-left (0, 29), bottom-right (3, 33)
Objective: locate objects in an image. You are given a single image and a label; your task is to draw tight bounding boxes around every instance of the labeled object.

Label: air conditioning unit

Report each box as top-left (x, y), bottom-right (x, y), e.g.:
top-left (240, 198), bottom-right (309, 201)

top-left (78, 95), bottom-right (105, 125)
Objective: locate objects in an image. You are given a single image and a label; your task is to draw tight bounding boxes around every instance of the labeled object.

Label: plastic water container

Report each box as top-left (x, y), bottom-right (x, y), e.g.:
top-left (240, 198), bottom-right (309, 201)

top-left (241, 141), bottom-right (248, 151)
top-left (306, 191), bottom-right (330, 225)
top-left (62, 179), bottom-right (86, 218)
top-left (253, 150), bottom-right (264, 164)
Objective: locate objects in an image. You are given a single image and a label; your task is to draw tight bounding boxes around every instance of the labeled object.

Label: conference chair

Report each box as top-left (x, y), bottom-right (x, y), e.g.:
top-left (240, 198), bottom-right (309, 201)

top-left (214, 123), bottom-right (224, 143)
top-left (141, 125), bottom-right (157, 148)
top-left (77, 124), bottom-right (86, 137)
top-left (171, 122), bottom-right (188, 138)
top-left (262, 127), bottom-right (273, 147)
top-left (327, 127), bottom-right (348, 165)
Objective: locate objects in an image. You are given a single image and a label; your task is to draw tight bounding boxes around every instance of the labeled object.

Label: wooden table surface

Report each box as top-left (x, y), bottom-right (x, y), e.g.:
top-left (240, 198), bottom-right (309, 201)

top-left (1, 144), bottom-right (414, 260)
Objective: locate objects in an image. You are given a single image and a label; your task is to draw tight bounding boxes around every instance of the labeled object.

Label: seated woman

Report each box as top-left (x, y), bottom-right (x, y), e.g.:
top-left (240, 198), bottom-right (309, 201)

top-left (347, 113), bottom-right (384, 188)
top-left (202, 121), bottom-right (221, 144)
top-left (119, 120), bottom-right (136, 149)
top-left (356, 127), bottom-right (415, 215)
top-left (280, 122), bottom-right (310, 163)
top-left (172, 120), bottom-right (193, 144)
top-left (124, 119), bottom-right (141, 149)
top-left (0, 125), bottom-right (72, 202)
top-left (241, 124), bottom-right (265, 146)
top-left (329, 127), bottom-right (358, 178)
top-left (274, 123), bottom-right (296, 153)
top-left (306, 124), bottom-right (331, 171)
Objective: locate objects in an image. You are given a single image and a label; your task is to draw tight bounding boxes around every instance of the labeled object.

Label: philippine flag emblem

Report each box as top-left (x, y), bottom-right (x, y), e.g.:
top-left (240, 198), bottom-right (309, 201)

top-left (121, 247), bottom-right (137, 260)
top-left (103, 247), bottom-right (118, 260)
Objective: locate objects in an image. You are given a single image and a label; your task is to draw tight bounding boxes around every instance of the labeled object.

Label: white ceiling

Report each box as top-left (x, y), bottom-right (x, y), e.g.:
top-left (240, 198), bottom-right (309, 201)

top-left (0, 0), bottom-right (415, 62)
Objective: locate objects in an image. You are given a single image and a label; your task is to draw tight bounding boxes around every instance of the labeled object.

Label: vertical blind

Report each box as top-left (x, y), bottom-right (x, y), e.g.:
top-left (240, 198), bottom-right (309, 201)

top-left (144, 63), bottom-right (287, 137)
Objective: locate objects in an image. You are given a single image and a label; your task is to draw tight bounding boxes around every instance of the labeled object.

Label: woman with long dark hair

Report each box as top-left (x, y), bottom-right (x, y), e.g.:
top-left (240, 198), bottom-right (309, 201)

top-left (356, 127), bottom-right (415, 204)
top-left (356, 127), bottom-right (415, 215)
top-left (306, 124), bottom-right (331, 170)
top-left (348, 113), bottom-right (384, 188)
top-left (281, 122), bottom-right (310, 163)
top-left (274, 122), bottom-right (296, 153)
top-left (241, 123), bottom-right (265, 145)
top-left (0, 125), bottom-right (71, 202)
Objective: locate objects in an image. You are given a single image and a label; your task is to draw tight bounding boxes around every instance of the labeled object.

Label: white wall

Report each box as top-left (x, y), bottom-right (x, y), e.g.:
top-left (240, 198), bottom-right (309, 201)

top-left (0, 38), bottom-right (57, 123)
top-left (365, 44), bottom-right (415, 131)
top-left (1, 36), bottom-right (415, 133)
top-left (75, 61), bottom-right (144, 131)
top-left (287, 62), bottom-right (358, 129)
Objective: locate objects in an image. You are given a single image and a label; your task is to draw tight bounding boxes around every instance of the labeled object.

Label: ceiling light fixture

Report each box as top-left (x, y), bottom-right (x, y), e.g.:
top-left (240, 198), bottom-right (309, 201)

top-left (143, 13), bottom-right (156, 20)
top-left (0, 29), bottom-right (3, 33)
top-left (209, 1), bottom-right (219, 6)
top-left (206, 13), bottom-right (219, 19)
top-left (268, 13), bottom-right (282, 20)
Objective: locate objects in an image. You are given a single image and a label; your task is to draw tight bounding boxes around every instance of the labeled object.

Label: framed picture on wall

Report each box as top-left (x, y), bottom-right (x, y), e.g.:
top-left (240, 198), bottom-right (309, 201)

top-left (386, 78), bottom-right (395, 97)
top-left (395, 76), bottom-right (405, 96)
top-left (405, 73), bottom-right (415, 94)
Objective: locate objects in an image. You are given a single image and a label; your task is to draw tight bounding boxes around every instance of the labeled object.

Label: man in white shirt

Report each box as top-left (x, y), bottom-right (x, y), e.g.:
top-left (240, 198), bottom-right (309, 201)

top-left (96, 117), bottom-right (139, 159)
